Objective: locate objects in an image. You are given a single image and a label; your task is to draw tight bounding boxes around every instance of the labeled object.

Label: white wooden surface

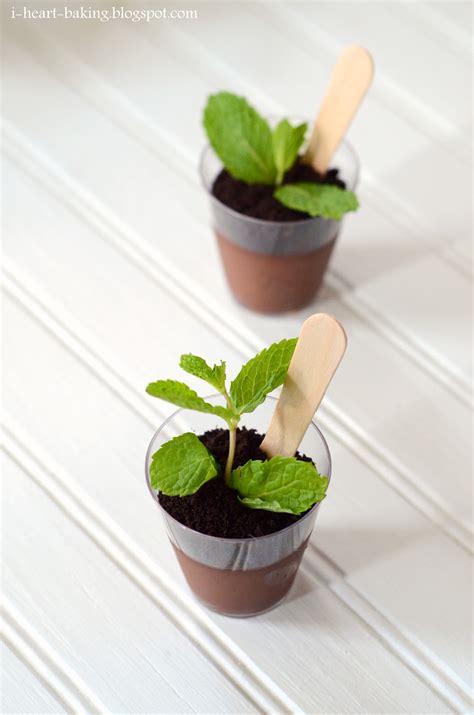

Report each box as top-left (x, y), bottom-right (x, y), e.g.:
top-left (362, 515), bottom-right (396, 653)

top-left (2, 2), bottom-right (472, 713)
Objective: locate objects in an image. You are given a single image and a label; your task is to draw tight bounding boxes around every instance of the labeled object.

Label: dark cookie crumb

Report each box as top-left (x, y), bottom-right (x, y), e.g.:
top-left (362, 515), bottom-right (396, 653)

top-left (212, 160), bottom-right (345, 222)
top-left (157, 427), bottom-right (313, 539)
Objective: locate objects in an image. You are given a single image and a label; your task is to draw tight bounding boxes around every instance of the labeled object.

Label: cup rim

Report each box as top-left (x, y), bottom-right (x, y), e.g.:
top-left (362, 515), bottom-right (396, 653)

top-left (145, 394), bottom-right (332, 545)
top-left (198, 134), bottom-right (359, 228)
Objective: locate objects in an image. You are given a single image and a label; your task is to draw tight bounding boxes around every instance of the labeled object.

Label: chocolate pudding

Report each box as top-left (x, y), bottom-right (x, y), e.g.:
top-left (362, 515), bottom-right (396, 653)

top-left (216, 232), bottom-right (337, 313)
top-left (172, 540), bottom-right (308, 616)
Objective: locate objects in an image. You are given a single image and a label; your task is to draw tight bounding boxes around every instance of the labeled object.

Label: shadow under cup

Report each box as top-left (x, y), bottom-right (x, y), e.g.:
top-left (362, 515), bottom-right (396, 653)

top-left (200, 139), bottom-right (359, 313)
top-left (145, 396), bottom-right (332, 617)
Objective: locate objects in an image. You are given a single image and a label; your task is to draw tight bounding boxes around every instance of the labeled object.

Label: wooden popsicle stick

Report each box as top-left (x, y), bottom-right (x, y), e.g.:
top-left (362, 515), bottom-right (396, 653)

top-left (261, 314), bottom-right (347, 458)
top-left (303, 46), bottom-right (374, 175)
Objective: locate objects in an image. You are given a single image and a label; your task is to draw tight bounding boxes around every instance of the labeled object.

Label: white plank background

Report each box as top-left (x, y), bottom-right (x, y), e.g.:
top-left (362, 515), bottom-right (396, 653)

top-left (1, 1), bottom-right (473, 713)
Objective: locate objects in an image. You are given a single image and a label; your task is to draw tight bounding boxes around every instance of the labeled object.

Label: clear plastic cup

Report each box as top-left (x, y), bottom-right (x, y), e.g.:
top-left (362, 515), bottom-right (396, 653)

top-left (145, 395), bottom-right (331, 617)
top-left (199, 134), bottom-right (359, 313)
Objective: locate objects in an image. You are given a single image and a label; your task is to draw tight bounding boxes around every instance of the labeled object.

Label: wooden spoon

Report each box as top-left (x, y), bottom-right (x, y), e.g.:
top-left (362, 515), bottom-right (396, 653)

top-left (303, 46), bottom-right (374, 175)
top-left (261, 314), bottom-right (347, 458)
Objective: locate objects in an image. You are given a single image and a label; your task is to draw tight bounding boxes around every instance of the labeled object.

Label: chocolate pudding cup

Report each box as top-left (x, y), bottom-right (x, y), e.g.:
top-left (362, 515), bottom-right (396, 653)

top-left (145, 395), bottom-right (331, 617)
top-left (200, 134), bottom-right (359, 314)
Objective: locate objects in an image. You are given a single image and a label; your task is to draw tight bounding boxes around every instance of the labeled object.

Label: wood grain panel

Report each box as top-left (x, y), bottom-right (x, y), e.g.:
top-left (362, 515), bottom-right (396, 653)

top-left (2, 451), bottom-right (260, 714)
top-left (1, 643), bottom-right (65, 714)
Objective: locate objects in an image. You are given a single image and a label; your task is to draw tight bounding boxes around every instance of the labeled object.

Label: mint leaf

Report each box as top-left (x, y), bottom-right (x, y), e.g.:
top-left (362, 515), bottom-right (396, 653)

top-left (272, 119), bottom-right (307, 184)
top-left (274, 182), bottom-right (359, 220)
top-left (146, 380), bottom-right (233, 422)
top-left (180, 353), bottom-right (227, 393)
top-left (203, 91), bottom-right (276, 185)
top-left (230, 338), bottom-right (297, 414)
top-left (150, 432), bottom-right (219, 495)
top-left (230, 457), bottom-right (328, 514)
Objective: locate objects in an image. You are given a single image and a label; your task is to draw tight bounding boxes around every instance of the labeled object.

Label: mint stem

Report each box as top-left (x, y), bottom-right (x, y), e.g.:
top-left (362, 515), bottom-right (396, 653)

top-left (225, 426), bottom-right (237, 485)
top-left (222, 388), bottom-right (240, 483)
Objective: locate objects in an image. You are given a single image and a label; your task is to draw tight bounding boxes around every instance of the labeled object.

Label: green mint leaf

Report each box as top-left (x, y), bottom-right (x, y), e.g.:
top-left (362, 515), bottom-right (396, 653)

top-left (272, 119), bottom-right (307, 184)
top-left (203, 91), bottom-right (276, 185)
top-left (230, 338), bottom-right (297, 414)
top-left (150, 432), bottom-right (219, 495)
top-left (180, 353), bottom-right (227, 393)
top-left (230, 457), bottom-right (328, 514)
top-left (274, 182), bottom-right (359, 219)
top-left (146, 379), bottom-right (233, 422)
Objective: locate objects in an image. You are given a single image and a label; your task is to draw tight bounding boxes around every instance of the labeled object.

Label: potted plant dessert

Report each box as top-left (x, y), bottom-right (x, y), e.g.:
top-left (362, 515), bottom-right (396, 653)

top-left (200, 46), bottom-right (373, 313)
top-left (145, 313), bottom-right (346, 616)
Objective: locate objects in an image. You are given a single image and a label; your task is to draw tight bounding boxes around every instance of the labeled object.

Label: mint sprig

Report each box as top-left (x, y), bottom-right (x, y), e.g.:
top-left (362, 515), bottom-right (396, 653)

top-left (203, 91), bottom-right (359, 219)
top-left (229, 457), bottom-right (328, 515)
top-left (146, 340), bottom-right (329, 515)
top-left (147, 340), bottom-right (295, 484)
top-left (274, 182), bottom-right (359, 220)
